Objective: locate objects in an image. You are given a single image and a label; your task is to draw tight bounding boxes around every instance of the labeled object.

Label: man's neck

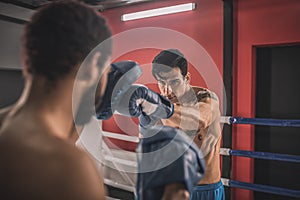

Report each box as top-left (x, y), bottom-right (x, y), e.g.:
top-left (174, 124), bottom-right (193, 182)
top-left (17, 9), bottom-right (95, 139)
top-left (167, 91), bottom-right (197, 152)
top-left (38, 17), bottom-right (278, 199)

top-left (178, 86), bottom-right (198, 105)
top-left (21, 77), bottom-right (75, 139)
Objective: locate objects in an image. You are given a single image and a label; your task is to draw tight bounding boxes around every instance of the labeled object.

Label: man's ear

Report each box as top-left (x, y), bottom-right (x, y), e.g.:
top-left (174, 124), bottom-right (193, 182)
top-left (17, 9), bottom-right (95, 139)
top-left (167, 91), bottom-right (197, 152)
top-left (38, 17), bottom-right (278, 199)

top-left (77, 52), bottom-right (101, 85)
top-left (88, 52), bottom-right (101, 85)
top-left (185, 72), bottom-right (191, 84)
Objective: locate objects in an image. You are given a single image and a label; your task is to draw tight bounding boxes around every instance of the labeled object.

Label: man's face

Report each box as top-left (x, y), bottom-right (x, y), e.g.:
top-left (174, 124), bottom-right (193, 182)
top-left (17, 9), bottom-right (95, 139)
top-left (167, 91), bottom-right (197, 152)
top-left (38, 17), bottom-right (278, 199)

top-left (156, 67), bottom-right (189, 103)
top-left (75, 56), bottom-right (111, 125)
top-left (94, 58), bottom-right (111, 111)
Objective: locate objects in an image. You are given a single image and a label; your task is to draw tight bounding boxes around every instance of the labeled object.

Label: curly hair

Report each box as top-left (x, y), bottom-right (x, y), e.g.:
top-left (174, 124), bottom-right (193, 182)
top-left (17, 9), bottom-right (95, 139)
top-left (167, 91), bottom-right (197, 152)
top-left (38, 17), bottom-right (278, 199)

top-left (152, 49), bottom-right (188, 79)
top-left (22, 0), bottom-right (112, 82)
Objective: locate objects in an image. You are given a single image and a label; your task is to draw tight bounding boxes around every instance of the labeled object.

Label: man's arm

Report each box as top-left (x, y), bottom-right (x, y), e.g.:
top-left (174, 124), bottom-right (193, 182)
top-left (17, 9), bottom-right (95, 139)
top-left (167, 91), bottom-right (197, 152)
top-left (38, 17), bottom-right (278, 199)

top-left (162, 183), bottom-right (190, 200)
top-left (162, 92), bottom-right (221, 157)
top-left (58, 149), bottom-right (106, 200)
top-left (162, 96), bottom-right (219, 132)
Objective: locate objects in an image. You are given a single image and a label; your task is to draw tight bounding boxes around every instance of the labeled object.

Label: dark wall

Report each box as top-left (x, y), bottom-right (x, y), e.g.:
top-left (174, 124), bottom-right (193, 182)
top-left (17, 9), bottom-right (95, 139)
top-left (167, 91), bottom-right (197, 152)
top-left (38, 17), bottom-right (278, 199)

top-left (255, 45), bottom-right (300, 200)
top-left (0, 19), bottom-right (24, 108)
top-left (0, 69), bottom-right (24, 108)
top-left (0, 19), bottom-right (23, 70)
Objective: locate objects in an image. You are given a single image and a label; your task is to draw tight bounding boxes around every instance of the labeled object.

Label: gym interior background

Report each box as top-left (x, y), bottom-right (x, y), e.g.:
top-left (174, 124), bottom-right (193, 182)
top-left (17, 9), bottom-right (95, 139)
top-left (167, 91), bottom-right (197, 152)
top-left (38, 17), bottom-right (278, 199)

top-left (0, 0), bottom-right (299, 199)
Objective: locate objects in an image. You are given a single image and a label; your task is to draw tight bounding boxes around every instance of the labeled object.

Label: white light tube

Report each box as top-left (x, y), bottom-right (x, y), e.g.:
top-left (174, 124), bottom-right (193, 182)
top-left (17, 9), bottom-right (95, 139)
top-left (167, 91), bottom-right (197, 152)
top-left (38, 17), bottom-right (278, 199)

top-left (121, 3), bottom-right (196, 21)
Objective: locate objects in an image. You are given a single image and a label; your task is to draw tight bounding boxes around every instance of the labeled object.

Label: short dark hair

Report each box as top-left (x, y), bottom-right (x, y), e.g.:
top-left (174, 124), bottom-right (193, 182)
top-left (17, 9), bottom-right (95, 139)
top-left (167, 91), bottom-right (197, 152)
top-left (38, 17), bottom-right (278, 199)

top-left (23, 0), bottom-right (112, 82)
top-left (152, 49), bottom-right (187, 79)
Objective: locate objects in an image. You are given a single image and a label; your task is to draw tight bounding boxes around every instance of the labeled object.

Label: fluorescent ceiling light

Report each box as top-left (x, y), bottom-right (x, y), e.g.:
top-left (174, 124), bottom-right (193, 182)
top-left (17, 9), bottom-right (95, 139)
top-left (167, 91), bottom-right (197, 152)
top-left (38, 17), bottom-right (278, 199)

top-left (121, 3), bottom-right (196, 21)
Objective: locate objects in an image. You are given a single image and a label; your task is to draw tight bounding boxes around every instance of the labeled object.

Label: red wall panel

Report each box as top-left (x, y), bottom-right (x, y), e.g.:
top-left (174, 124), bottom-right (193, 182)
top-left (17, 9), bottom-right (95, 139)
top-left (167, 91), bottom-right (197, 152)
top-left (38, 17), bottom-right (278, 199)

top-left (232, 0), bottom-right (300, 199)
top-left (100, 0), bottom-right (224, 151)
top-left (99, 0), bottom-right (300, 199)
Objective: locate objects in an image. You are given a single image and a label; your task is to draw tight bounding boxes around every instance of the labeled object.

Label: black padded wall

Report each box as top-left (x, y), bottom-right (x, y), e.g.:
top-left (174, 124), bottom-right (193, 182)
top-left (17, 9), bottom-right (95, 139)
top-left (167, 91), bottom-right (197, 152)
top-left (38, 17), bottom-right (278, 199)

top-left (255, 45), bottom-right (300, 200)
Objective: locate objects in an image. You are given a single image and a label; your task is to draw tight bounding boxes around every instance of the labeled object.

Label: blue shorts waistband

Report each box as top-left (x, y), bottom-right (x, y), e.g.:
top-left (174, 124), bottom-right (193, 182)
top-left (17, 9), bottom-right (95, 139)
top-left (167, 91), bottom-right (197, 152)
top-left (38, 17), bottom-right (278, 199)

top-left (193, 180), bottom-right (223, 191)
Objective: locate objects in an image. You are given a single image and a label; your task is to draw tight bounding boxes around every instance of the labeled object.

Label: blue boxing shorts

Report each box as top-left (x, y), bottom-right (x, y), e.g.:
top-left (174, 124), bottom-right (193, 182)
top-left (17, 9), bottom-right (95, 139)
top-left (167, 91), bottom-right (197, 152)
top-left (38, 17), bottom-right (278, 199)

top-left (136, 125), bottom-right (205, 200)
top-left (190, 180), bottom-right (225, 200)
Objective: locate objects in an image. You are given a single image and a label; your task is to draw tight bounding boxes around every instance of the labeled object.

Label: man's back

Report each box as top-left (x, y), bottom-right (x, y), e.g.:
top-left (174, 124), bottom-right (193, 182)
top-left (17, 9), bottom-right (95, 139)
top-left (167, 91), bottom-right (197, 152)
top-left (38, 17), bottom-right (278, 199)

top-left (0, 1), bottom-right (112, 199)
top-left (0, 119), bottom-right (105, 200)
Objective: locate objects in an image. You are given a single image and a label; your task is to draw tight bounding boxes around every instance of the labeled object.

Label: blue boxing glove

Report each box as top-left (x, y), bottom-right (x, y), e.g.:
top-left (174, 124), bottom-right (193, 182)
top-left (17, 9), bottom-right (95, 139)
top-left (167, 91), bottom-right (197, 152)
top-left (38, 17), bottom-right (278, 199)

top-left (115, 84), bottom-right (174, 126)
top-left (136, 125), bottom-right (205, 200)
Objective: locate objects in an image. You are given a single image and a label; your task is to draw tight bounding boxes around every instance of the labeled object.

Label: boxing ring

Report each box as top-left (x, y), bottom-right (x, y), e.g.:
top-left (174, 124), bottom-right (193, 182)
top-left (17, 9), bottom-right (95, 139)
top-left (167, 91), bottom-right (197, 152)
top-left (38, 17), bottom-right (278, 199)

top-left (99, 116), bottom-right (300, 199)
top-left (220, 116), bottom-right (300, 199)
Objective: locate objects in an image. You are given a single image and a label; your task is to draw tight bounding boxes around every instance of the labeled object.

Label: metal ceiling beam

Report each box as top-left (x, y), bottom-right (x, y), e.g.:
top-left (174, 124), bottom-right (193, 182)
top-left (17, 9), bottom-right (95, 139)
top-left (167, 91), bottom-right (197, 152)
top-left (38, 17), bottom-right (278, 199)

top-left (90, 0), bottom-right (168, 12)
top-left (0, 2), bottom-right (35, 24)
top-left (0, 0), bottom-right (170, 24)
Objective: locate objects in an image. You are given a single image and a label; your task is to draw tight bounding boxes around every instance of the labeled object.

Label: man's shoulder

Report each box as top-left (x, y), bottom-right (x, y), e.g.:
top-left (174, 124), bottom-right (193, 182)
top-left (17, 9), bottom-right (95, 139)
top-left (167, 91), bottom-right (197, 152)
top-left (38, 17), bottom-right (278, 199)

top-left (0, 129), bottom-right (88, 166)
top-left (191, 86), bottom-right (219, 102)
top-left (0, 131), bottom-right (103, 198)
top-left (0, 129), bottom-right (101, 181)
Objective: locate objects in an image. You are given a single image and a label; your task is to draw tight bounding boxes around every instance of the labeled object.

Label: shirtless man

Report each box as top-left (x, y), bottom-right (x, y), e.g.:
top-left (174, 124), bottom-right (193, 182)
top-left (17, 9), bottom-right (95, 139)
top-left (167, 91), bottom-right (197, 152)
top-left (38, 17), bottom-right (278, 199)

top-left (0, 1), bottom-right (112, 199)
top-left (152, 49), bottom-right (225, 200)
top-left (0, 3), bottom-right (205, 199)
